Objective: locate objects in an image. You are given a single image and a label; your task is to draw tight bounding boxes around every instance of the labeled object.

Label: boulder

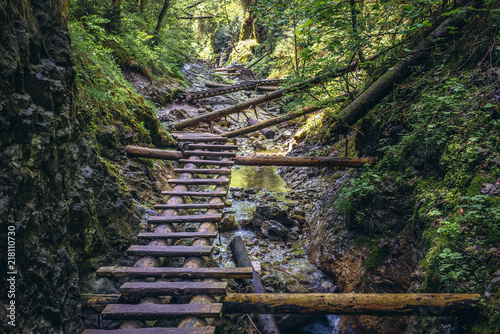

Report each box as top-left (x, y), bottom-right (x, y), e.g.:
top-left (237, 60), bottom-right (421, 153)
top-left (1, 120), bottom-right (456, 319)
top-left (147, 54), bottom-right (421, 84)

top-left (250, 203), bottom-right (292, 229)
top-left (261, 220), bottom-right (288, 241)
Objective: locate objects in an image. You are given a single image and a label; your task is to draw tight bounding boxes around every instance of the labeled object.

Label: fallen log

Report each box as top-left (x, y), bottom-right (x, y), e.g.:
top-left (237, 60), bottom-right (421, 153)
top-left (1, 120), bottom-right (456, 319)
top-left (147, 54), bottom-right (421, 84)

top-left (126, 146), bottom-right (375, 167)
top-left (82, 291), bottom-right (481, 316)
top-left (230, 236), bottom-right (281, 334)
top-left (222, 95), bottom-right (347, 138)
top-left (247, 117), bottom-right (275, 139)
top-left (329, 5), bottom-right (470, 134)
top-left (172, 54), bottom-right (377, 130)
top-left (222, 293), bottom-right (481, 316)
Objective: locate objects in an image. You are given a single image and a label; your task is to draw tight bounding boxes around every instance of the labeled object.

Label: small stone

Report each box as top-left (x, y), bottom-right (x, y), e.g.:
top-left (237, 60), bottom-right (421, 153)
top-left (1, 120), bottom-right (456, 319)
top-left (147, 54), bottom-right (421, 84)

top-left (253, 141), bottom-right (266, 151)
top-left (320, 281), bottom-right (334, 291)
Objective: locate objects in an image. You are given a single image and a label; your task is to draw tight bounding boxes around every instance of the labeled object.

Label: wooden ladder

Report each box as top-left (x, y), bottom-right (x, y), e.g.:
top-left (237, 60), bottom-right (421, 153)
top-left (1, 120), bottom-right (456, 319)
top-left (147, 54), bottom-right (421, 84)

top-left (83, 133), bottom-right (250, 334)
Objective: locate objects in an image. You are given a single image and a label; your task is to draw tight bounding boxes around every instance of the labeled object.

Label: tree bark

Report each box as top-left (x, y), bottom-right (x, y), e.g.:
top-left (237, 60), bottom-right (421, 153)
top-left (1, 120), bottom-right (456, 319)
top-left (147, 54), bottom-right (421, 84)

top-left (329, 5), bottom-right (470, 134)
top-left (222, 293), bottom-right (480, 316)
top-left (154, 0), bottom-right (171, 35)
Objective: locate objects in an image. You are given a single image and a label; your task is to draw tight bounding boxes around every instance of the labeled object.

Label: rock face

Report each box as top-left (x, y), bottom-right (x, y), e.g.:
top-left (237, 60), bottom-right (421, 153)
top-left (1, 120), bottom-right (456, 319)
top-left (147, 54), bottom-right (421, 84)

top-left (0, 3), bottom-right (139, 332)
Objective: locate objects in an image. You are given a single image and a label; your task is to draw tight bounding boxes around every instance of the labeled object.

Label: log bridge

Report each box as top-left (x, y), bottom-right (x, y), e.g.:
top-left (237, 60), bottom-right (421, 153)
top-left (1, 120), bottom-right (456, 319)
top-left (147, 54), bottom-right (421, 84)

top-left (82, 132), bottom-right (480, 334)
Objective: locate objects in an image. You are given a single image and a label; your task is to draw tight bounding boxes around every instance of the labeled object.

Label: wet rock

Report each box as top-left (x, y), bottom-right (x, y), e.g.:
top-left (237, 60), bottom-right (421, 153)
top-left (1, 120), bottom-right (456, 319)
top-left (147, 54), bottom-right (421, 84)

top-left (250, 203), bottom-right (292, 228)
top-left (253, 140), bottom-right (266, 150)
top-left (287, 226), bottom-right (300, 241)
top-left (220, 214), bottom-right (238, 231)
top-left (261, 220), bottom-right (288, 241)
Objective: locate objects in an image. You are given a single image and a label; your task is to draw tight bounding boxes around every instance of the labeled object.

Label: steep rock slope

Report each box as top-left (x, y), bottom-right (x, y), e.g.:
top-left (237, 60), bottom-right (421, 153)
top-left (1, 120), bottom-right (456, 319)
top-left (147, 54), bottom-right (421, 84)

top-left (0, 2), bottom-right (141, 332)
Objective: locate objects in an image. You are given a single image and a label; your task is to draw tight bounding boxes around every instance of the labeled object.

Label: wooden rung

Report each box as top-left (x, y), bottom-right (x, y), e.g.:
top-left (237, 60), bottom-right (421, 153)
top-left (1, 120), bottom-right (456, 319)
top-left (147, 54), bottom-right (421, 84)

top-left (83, 328), bottom-right (215, 334)
top-left (188, 144), bottom-right (239, 151)
top-left (138, 232), bottom-right (218, 239)
top-left (162, 191), bottom-right (227, 197)
top-left (179, 159), bottom-right (234, 166)
top-left (126, 245), bottom-right (213, 257)
top-left (168, 179), bottom-right (230, 185)
top-left (120, 281), bottom-right (228, 298)
top-left (177, 137), bottom-right (228, 143)
top-left (154, 203), bottom-right (225, 209)
top-left (102, 303), bottom-right (223, 320)
top-left (172, 131), bottom-right (218, 135)
top-left (174, 168), bottom-right (231, 175)
top-left (148, 214), bottom-right (222, 223)
top-left (183, 150), bottom-right (236, 157)
top-left (96, 266), bottom-right (254, 279)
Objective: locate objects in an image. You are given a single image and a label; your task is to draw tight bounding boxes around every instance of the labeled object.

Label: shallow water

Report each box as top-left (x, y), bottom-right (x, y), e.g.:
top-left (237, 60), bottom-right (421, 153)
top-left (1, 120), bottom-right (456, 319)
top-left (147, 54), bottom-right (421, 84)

top-left (230, 165), bottom-right (289, 193)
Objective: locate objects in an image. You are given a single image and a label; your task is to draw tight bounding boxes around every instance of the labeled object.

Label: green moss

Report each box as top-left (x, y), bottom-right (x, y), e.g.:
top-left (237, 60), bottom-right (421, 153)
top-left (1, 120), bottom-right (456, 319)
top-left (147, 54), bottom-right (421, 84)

top-left (365, 245), bottom-right (389, 272)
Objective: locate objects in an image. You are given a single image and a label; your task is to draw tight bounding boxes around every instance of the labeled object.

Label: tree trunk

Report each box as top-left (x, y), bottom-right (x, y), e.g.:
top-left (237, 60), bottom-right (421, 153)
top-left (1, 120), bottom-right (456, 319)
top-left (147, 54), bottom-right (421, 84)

top-left (172, 57), bottom-right (375, 130)
top-left (154, 0), bottom-right (171, 35)
top-left (222, 293), bottom-right (480, 316)
top-left (329, 5), bottom-right (470, 134)
top-left (140, 0), bottom-right (145, 13)
top-left (222, 97), bottom-right (346, 138)
top-left (125, 146), bottom-right (375, 167)
top-left (230, 237), bottom-right (281, 334)
top-left (247, 117), bottom-right (275, 139)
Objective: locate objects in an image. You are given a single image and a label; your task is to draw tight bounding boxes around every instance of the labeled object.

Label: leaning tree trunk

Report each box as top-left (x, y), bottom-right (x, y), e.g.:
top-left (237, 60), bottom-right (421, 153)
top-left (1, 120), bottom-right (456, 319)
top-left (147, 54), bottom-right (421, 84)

top-left (154, 0), bottom-right (171, 35)
top-left (329, 4), bottom-right (470, 134)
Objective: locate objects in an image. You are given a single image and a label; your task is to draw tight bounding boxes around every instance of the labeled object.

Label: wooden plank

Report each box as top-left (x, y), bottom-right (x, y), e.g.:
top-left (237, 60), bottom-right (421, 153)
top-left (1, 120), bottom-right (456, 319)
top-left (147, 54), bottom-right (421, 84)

top-left (153, 203), bottom-right (225, 209)
top-left (179, 159), bottom-right (234, 166)
top-left (126, 245), bottom-right (213, 257)
top-left (183, 150), bottom-right (237, 157)
top-left (174, 168), bottom-right (231, 175)
top-left (96, 266), bottom-right (254, 279)
top-left (120, 282), bottom-right (228, 298)
top-left (177, 137), bottom-right (228, 143)
top-left (161, 191), bottom-right (227, 197)
top-left (138, 232), bottom-right (218, 239)
top-left (148, 214), bottom-right (222, 223)
top-left (83, 328), bottom-right (215, 334)
top-left (168, 179), bottom-right (230, 185)
top-left (187, 144), bottom-right (239, 151)
top-left (102, 303), bottom-right (223, 320)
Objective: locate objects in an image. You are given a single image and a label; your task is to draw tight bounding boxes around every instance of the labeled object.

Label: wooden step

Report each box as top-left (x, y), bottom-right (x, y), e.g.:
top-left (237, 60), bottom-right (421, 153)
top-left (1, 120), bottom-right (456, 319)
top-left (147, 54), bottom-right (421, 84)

top-left (168, 179), bottom-right (230, 185)
top-left (174, 168), bottom-right (231, 175)
top-left (188, 144), bottom-right (239, 151)
top-left (120, 281), bottom-right (228, 298)
top-left (172, 132), bottom-right (219, 137)
top-left (162, 191), bottom-right (227, 197)
top-left (148, 214), bottom-right (222, 223)
top-left (183, 150), bottom-right (237, 157)
top-left (138, 232), bottom-right (218, 239)
top-left (126, 245), bottom-right (213, 257)
top-left (177, 137), bottom-right (228, 143)
top-left (102, 303), bottom-right (223, 320)
top-left (97, 266), bottom-right (254, 279)
top-left (154, 203), bottom-right (225, 210)
top-left (83, 328), bottom-right (215, 334)
top-left (179, 159), bottom-right (234, 166)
